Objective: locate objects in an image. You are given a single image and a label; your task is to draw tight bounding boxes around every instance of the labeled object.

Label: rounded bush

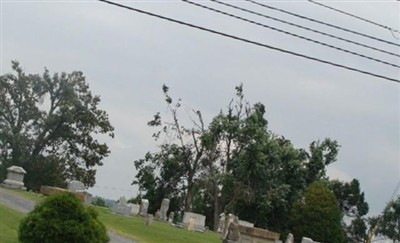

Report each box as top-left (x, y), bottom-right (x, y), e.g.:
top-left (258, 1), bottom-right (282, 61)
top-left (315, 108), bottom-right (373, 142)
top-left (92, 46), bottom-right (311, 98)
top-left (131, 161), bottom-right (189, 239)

top-left (19, 193), bottom-right (109, 243)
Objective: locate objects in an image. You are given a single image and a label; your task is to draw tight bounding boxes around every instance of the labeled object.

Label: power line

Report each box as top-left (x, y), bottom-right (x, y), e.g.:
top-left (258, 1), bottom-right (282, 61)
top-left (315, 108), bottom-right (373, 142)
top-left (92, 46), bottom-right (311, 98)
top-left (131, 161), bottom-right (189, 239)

top-left (308, 0), bottom-right (400, 39)
top-left (245, 0), bottom-right (400, 47)
top-left (210, 0), bottom-right (399, 58)
top-left (183, 0), bottom-right (400, 69)
top-left (97, 0), bottom-right (400, 84)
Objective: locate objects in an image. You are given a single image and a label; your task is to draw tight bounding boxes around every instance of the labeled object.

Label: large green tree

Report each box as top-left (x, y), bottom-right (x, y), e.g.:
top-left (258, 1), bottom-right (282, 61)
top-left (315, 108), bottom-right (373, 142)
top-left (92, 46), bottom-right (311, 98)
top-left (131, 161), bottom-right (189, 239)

top-left (0, 61), bottom-right (114, 190)
top-left (378, 195), bottom-right (400, 241)
top-left (290, 182), bottom-right (345, 243)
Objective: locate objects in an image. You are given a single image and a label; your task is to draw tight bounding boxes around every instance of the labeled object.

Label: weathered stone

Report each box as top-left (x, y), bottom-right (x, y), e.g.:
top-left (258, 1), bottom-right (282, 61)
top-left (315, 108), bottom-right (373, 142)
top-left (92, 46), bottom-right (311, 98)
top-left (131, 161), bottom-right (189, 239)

top-left (224, 216), bottom-right (240, 242)
top-left (40, 186), bottom-right (85, 202)
top-left (144, 214), bottom-right (154, 225)
top-left (2, 166), bottom-right (27, 190)
top-left (285, 233), bottom-right (294, 243)
top-left (67, 180), bottom-right (85, 192)
top-left (159, 198), bottom-right (170, 221)
top-left (182, 212), bottom-right (206, 232)
top-left (168, 211), bottom-right (175, 223)
top-left (128, 203), bottom-right (140, 215)
top-left (139, 199), bottom-right (149, 216)
top-left (238, 225), bottom-right (280, 243)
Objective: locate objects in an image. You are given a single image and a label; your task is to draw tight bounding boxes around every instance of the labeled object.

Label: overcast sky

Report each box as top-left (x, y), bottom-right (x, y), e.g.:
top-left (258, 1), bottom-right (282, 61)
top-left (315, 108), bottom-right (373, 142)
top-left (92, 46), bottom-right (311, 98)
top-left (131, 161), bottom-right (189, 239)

top-left (1, 0), bottom-right (399, 216)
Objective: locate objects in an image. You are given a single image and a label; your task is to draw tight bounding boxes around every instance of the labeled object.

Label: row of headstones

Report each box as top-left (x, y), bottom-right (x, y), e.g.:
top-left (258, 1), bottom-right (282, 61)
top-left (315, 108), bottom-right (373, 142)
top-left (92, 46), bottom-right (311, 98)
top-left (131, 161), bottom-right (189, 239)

top-left (112, 197), bottom-right (208, 231)
top-left (284, 234), bottom-right (321, 243)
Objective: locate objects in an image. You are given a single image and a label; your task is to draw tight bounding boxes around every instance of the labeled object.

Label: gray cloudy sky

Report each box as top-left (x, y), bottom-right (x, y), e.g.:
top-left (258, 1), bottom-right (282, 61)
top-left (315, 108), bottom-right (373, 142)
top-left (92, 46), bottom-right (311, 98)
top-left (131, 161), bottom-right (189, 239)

top-left (1, 0), bottom-right (399, 216)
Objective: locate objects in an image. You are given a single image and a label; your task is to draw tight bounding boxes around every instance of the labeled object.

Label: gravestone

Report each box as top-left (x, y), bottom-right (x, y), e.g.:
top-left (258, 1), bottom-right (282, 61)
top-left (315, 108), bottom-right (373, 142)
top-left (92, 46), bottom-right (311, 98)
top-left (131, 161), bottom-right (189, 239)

top-left (168, 211), bottom-right (175, 223)
top-left (223, 216), bottom-right (240, 243)
top-left (113, 196), bottom-right (131, 216)
top-left (155, 210), bottom-right (161, 220)
top-left (67, 180), bottom-right (85, 191)
top-left (301, 237), bottom-right (319, 243)
top-left (238, 220), bottom-right (254, 228)
top-left (2, 166), bottom-right (27, 190)
top-left (218, 213), bottom-right (226, 233)
top-left (182, 212), bottom-right (206, 232)
top-left (139, 199), bottom-right (149, 216)
top-left (159, 198), bottom-right (170, 221)
top-left (129, 203), bottom-right (140, 215)
top-left (144, 214), bottom-right (154, 225)
top-left (285, 233), bottom-right (294, 243)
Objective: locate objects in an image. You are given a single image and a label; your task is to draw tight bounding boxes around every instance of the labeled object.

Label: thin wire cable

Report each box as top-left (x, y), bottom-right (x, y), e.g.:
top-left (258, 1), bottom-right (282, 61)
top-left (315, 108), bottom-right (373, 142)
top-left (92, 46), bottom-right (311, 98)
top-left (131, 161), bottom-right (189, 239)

top-left (183, 0), bottom-right (400, 68)
top-left (210, 0), bottom-right (399, 58)
top-left (97, 0), bottom-right (400, 84)
top-left (245, 0), bottom-right (400, 47)
top-left (308, 0), bottom-right (400, 37)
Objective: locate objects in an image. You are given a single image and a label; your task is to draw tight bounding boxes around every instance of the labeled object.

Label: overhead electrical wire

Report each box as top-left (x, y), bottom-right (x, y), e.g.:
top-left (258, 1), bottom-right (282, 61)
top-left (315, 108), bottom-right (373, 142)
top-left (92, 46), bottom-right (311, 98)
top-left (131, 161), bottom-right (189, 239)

top-left (97, 0), bottom-right (400, 84)
top-left (308, 0), bottom-right (400, 38)
top-left (182, 0), bottom-right (400, 69)
top-left (209, 0), bottom-right (399, 58)
top-left (245, 0), bottom-right (400, 47)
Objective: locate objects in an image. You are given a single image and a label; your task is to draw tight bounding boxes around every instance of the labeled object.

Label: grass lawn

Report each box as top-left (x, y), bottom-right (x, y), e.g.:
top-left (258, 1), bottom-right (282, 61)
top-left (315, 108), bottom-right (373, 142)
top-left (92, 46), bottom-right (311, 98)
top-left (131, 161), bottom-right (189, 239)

top-left (1, 189), bottom-right (220, 243)
top-left (0, 204), bottom-right (25, 243)
top-left (96, 207), bottom-right (220, 243)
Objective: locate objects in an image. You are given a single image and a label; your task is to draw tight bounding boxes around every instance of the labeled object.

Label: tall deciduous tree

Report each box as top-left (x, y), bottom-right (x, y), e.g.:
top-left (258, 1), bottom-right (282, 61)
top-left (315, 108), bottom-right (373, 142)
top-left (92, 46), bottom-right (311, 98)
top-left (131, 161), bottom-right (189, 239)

top-left (134, 85), bottom-right (207, 213)
top-left (0, 61), bottom-right (114, 190)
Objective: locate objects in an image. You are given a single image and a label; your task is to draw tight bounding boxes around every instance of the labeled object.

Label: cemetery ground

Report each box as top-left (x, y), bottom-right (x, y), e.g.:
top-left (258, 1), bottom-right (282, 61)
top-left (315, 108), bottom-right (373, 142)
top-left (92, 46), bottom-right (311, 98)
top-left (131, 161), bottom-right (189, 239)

top-left (0, 188), bottom-right (220, 243)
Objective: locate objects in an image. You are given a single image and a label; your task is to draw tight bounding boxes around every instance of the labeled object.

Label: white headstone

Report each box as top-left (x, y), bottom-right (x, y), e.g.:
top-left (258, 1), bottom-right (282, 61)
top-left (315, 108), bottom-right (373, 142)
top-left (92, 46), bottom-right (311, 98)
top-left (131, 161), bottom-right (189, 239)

top-left (129, 203), bottom-right (140, 215)
top-left (285, 233), bottom-right (294, 243)
top-left (182, 212), bottom-right (206, 232)
top-left (2, 166), bottom-right (27, 190)
top-left (67, 180), bottom-right (85, 191)
top-left (140, 199), bottom-right (149, 216)
top-left (112, 196), bottom-right (131, 216)
top-left (159, 198), bottom-right (170, 221)
top-left (301, 237), bottom-right (314, 243)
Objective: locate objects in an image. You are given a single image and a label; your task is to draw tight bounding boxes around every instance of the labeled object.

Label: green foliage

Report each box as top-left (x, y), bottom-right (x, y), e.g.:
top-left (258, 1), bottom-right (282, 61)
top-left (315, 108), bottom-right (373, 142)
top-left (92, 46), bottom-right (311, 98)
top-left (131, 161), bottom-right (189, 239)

top-left (0, 61), bottom-right (114, 190)
top-left (378, 195), bottom-right (400, 240)
top-left (330, 179), bottom-right (369, 242)
top-left (92, 197), bottom-right (107, 207)
top-left (19, 193), bottom-right (109, 243)
top-left (290, 183), bottom-right (345, 243)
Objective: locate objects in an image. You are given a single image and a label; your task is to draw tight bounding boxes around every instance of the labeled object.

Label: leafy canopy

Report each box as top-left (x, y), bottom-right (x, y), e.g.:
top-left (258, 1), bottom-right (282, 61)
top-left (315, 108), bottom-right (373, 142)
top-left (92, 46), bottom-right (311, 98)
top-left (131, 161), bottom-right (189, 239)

top-left (0, 61), bottom-right (114, 190)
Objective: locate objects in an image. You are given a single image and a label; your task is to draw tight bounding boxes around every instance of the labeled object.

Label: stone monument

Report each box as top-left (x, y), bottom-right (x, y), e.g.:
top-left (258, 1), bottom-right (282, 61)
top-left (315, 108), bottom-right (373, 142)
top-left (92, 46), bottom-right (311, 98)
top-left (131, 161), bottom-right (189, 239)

top-left (168, 211), bottom-right (175, 223)
top-left (285, 233), bottom-right (294, 243)
top-left (159, 198), bottom-right (170, 221)
top-left (140, 199), bottom-right (149, 216)
top-left (113, 196), bottom-right (131, 216)
top-left (67, 180), bottom-right (85, 191)
top-left (2, 166), bottom-right (27, 190)
top-left (144, 214), bottom-right (154, 225)
top-left (223, 216), bottom-right (240, 243)
top-left (182, 212), bottom-right (206, 232)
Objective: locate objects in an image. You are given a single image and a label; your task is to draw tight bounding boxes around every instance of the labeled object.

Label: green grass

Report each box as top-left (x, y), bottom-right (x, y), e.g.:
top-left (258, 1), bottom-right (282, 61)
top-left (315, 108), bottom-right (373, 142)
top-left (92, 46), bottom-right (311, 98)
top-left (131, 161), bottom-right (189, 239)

top-left (96, 207), bottom-right (220, 243)
top-left (1, 189), bottom-right (220, 243)
top-left (0, 204), bottom-right (25, 243)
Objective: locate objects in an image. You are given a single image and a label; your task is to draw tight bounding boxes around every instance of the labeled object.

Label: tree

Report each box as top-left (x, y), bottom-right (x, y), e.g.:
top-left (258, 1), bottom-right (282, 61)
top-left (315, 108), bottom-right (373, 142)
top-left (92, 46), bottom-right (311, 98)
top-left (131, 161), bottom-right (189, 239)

top-left (92, 197), bottom-right (107, 207)
top-left (330, 179), bottom-right (369, 242)
top-left (378, 195), bottom-right (400, 241)
top-left (19, 193), bottom-right (109, 243)
top-left (290, 182), bottom-right (345, 243)
top-left (134, 84), bottom-right (207, 213)
top-left (0, 61), bottom-right (114, 190)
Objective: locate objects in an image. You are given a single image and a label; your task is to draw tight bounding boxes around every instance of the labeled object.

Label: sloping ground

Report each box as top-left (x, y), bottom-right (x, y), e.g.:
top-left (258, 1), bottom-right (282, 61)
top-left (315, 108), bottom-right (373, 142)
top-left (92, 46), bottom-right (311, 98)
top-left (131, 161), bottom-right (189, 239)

top-left (0, 188), bottom-right (220, 243)
top-left (0, 188), bottom-right (135, 243)
top-left (0, 204), bottom-right (25, 243)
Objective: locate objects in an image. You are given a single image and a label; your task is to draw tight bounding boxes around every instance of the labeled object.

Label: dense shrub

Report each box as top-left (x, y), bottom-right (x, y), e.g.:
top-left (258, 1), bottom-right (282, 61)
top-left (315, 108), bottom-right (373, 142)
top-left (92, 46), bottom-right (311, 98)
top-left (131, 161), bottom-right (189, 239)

top-left (19, 193), bottom-right (109, 243)
top-left (290, 182), bottom-right (345, 243)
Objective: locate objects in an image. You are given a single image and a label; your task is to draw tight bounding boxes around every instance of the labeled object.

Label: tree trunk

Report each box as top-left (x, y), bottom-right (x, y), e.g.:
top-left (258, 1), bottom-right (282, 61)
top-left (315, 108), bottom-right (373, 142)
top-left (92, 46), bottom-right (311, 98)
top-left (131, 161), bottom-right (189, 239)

top-left (184, 179), bottom-right (193, 212)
